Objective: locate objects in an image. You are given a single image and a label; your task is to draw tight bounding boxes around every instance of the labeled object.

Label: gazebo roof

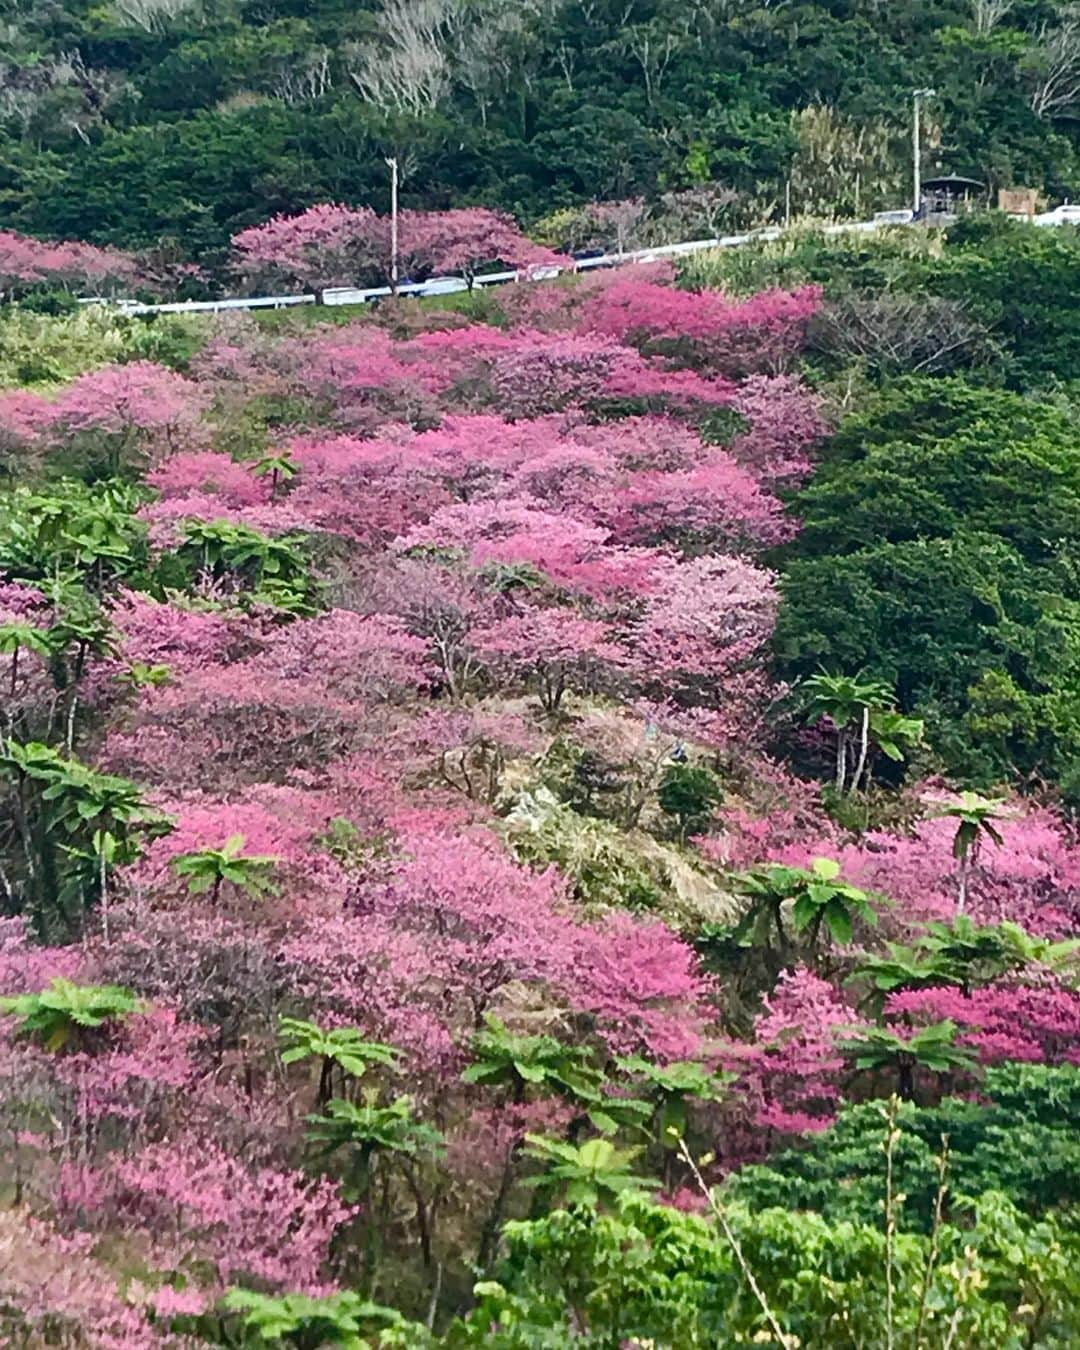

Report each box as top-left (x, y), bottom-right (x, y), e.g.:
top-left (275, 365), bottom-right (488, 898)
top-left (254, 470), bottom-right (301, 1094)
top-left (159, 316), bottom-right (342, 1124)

top-left (922, 174), bottom-right (985, 191)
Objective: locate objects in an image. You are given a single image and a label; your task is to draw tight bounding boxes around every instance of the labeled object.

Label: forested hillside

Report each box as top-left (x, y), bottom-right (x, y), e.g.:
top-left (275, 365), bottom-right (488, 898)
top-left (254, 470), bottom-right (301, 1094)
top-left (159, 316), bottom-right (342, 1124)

top-left (2, 212), bottom-right (1080, 1344)
top-left (2, 0), bottom-right (1080, 256)
top-left (688, 216), bottom-right (1080, 801)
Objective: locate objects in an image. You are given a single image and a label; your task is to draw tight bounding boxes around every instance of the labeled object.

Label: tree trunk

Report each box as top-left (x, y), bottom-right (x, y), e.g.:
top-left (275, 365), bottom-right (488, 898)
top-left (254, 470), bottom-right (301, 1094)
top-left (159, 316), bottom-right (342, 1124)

top-left (400, 1162), bottom-right (434, 1269)
top-left (898, 1054), bottom-right (915, 1102)
top-left (477, 1146), bottom-right (518, 1271)
top-left (850, 704), bottom-right (870, 794)
top-left (99, 844), bottom-right (110, 945)
top-left (956, 855), bottom-right (969, 913)
top-left (65, 692), bottom-right (79, 753)
top-left (318, 1055), bottom-right (334, 1106)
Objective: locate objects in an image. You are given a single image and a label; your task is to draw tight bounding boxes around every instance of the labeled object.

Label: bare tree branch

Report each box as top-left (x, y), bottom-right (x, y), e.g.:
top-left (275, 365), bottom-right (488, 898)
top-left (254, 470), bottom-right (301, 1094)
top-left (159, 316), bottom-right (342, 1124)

top-left (112, 0), bottom-right (199, 34)
top-left (970, 0), bottom-right (1013, 34)
top-left (1030, 9), bottom-right (1080, 118)
top-left (809, 293), bottom-right (994, 376)
top-left (347, 0), bottom-right (455, 119)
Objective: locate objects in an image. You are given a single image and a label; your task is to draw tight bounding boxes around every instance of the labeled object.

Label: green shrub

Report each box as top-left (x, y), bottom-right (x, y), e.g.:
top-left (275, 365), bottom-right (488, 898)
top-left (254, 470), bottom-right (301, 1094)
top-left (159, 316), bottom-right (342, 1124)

top-left (657, 764), bottom-right (724, 838)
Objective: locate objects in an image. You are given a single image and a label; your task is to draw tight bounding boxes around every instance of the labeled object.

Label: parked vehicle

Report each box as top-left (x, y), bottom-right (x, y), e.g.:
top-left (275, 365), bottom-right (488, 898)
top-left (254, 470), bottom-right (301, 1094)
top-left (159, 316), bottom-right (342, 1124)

top-left (873, 209), bottom-right (915, 225)
top-left (1034, 203), bottom-right (1080, 227)
top-left (417, 275), bottom-right (469, 296)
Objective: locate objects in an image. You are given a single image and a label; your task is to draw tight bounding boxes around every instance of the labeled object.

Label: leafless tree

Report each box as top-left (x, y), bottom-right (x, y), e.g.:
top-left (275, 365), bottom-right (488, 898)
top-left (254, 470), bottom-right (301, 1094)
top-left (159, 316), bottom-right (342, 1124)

top-left (113, 0), bottom-right (199, 34)
top-left (809, 293), bottom-right (995, 376)
top-left (970, 0), bottom-right (1014, 34)
top-left (271, 49), bottom-right (333, 105)
top-left (1030, 8), bottom-right (1080, 118)
top-left (655, 184), bottom-right (743, 240)
top-left (0, 49), bottom-right (118, 142)
top-left (451, 14), bottom-right (523, 127)
top-left (347, 0), bottom-right (454, 119)
top-left (554, 43), bottom-right (577, 93)
top-left (590, 197), bottom-right (649, 255)
top-left (448, 0), bottom-right (560, 127)
top-left (623, 25), bottom-right (678, 107)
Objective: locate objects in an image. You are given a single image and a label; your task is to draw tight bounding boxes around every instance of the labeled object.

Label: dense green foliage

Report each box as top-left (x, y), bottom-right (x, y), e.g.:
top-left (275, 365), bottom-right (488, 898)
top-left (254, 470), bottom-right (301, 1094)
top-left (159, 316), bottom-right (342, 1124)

top-left (687, 214), bottom-right (1080, 388)
top-left (775, 379), bottom-right (1080, 788)
top-left (686, 219), bottom-right (1080, 792)
top-left (3, 0), bottom-right (1080, 257)
top-left (447, 1185), bottom-right (1080, 1347)
top-left (729, 1063), bottom-right (1080, 1228)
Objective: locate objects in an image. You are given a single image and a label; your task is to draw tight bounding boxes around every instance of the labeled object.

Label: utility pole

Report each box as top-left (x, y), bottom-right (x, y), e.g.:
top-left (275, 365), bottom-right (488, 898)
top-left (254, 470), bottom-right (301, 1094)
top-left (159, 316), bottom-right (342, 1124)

top-left (385, 155), bottom-right (399, 292)
top-left (912, 88), bottom-right (935, 216)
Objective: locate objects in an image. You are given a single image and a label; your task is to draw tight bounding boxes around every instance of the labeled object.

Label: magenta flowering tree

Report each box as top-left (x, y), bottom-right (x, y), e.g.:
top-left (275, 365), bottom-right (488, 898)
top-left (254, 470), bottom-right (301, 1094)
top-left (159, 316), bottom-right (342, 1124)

top-left (633, 555), bottom-right (779, 694)
top-left (883, 981), bottom-right (1080, 1066)
top-left (489, 332), bottom-right (621, 418)
top-left (400, 208), bottom-right (567, 287)
top-left (280, 831), bottom-right (577, 1068)
top-left (0, 390), bottom-right (54, 471)
top-left (296, 325), bottom-right (450, 427)
top-left (44, 361), bottom-right (209, 476)
top-left (474, 607), bottom-right (626, 712)
top-left (230, 203), bottom-right (387, 292)
top-left (729, 373), bottom-right (827, 488)
top-left (147, 451), bottom-right (267, 507)
top-left (719, 966), bottom-right (863, 1159)
top-left (396, 500), bottom-right (660, 601)
top-left (407, 704), bottom-right (544, 804)
top-left (0, 228), bottom-right (139, 299)
top-left (598, 449), bottom-right (792, 551)
top-left (107, 1136), bottom-right (356, 1290)
top-left (577, 275), bottom-right (823, 375)
top-left (777, 797), bottom-right (1080, 939)
top-left (108, 589), bottom-right (236, 681)
top-left (374, 559), bottom-right (498, 702)
top-left (108, 606), bottom-right (432, 790)
top-left (230, 203), bottom-right (565, 293)
top-left (570, 912), bottom-right (712, 1062)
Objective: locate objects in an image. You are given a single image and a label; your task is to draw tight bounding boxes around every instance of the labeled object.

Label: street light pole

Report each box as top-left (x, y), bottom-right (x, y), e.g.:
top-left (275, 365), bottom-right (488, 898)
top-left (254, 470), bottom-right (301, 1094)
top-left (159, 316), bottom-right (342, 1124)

top-left (912, 88), bottom-right (935, 215)
top-left (385, 155), bottom-right (399, 292)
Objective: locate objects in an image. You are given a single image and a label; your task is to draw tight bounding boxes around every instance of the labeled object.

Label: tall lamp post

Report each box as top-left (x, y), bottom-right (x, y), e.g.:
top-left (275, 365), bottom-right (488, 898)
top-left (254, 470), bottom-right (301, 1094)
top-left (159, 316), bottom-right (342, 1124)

top-left (385, 155), bottom-right (399, 292)
top-left (912, 88), bottom-right (936, 216)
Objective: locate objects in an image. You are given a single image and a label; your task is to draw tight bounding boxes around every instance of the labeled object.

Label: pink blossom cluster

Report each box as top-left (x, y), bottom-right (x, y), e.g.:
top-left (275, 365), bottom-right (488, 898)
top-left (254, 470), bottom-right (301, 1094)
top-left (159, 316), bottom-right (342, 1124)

top-left (231, 203), bottom-right (566, 291)
top-left (0, 228), bottom-right (139, 294)
top-left (885, 981), bottom-right (1080, 1066)
top-left (726, 966), bottom-right (861, 1142)
top-left (2, 361), bottom-right (209, 471)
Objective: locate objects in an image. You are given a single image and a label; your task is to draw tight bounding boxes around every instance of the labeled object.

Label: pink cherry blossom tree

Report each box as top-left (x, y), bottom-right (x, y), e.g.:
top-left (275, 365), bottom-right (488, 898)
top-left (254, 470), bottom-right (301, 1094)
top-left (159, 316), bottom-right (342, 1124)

top-left (884, 981), bottom-right (1080, 1067)
top-left (400, 208), bottom-right (567, 288)
top-left (717, 965), bottom-right (863, 1161)
top-left (230, 202), bottom-right (387, 292)
top-left (230, 203), bottom-right (565, 293)
top-left (633, 555), bottom-right (779, 693)
top-left (0, 229), bottom-right (139, 299)
top-left (45, 361), bottom-right (209, 476)
top-left (577, 276), bottom-right (823, 376)
top-left (474, 607), bottom-right (626, 712)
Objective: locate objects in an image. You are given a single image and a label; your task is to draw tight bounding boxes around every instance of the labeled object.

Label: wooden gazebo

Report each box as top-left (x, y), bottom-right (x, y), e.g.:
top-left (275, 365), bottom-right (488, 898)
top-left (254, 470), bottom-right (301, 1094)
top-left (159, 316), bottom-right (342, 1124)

top-left (919, 174), bottom-right (985, 220)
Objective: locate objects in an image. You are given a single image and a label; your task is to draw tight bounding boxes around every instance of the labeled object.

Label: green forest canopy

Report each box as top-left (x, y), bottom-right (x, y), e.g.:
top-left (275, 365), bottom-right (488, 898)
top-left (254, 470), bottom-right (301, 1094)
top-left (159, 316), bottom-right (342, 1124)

top-left (2, 0), bottom-right (1079, 256)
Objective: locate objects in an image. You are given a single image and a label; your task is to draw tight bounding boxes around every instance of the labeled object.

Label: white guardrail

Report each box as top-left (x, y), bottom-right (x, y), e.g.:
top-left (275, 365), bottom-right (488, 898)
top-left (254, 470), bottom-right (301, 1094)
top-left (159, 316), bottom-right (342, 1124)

top-left (91, 217), bottom-right (893, 318)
